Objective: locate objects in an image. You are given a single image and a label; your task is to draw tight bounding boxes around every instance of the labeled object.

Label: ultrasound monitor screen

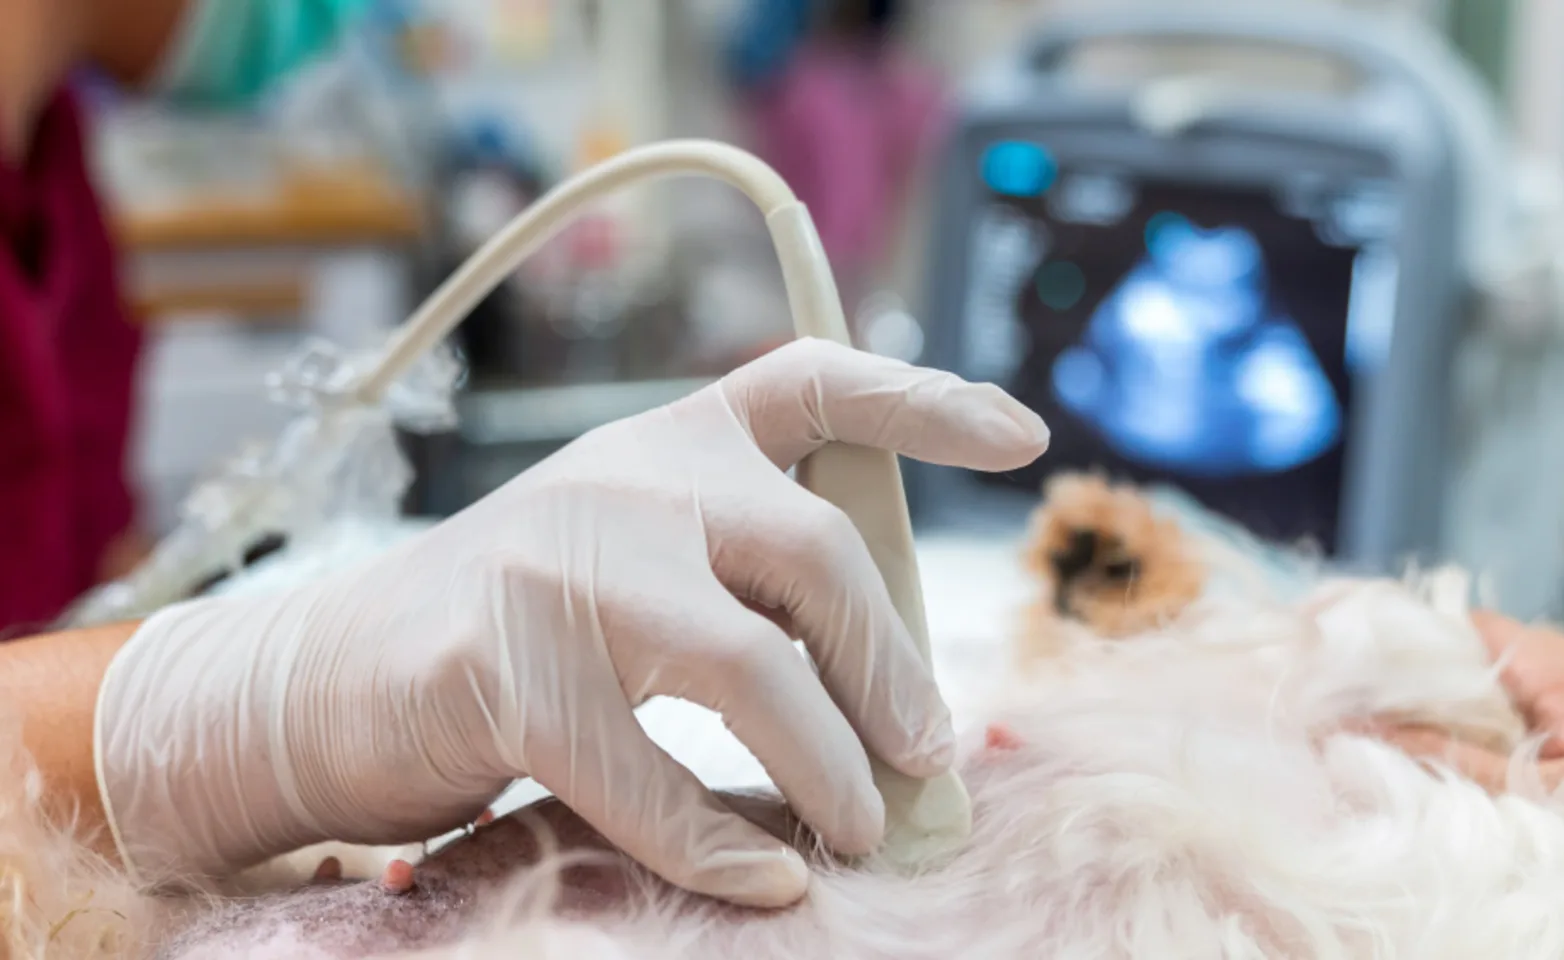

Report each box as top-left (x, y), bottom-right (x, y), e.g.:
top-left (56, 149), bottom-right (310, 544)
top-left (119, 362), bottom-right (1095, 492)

top-left (963, 141), bottom-right (1400, 552)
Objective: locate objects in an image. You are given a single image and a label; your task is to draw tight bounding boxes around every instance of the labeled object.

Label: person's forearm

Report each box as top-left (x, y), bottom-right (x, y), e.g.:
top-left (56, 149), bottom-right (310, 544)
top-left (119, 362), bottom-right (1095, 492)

top-left (0, 621), bottom-right (139, 856)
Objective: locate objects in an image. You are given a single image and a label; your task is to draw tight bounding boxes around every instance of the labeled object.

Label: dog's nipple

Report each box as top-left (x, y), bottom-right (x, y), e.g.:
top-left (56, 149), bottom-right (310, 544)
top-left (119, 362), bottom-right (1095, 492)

top-left (985, 723), bottom-right (1024, 752)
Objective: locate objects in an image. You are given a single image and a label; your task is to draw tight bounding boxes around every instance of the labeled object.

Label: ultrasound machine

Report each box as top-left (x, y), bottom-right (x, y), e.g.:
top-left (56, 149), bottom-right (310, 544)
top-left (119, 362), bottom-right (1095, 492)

top-left (908, 3), bottom-right (1494, 574)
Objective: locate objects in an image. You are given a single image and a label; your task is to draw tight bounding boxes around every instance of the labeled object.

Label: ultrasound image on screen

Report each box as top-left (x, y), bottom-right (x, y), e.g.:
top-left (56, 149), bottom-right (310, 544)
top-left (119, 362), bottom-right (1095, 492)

top-left (966, 146), bottom-right (1399, 552)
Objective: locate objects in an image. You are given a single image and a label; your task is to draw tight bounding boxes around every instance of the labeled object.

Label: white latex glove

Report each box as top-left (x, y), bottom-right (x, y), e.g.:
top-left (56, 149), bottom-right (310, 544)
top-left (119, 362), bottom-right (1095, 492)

top-left (96, 339), bottom-right (1049, 907)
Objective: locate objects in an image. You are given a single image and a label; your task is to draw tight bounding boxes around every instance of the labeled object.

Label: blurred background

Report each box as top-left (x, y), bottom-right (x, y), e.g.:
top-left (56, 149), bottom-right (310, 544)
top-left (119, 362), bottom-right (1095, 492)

top-left (79, 0), bottom-right (1564, 619)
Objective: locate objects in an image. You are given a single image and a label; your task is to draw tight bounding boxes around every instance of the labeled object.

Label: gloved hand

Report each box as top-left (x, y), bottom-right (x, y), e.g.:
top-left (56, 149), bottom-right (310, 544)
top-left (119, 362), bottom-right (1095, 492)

top-left (96, 339), bottom-right (1049, 907)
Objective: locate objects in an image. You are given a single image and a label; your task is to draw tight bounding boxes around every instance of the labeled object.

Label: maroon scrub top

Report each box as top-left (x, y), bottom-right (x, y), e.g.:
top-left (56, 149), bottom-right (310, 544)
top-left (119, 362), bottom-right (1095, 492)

top-left (0, 88), bottom-right (142, 635)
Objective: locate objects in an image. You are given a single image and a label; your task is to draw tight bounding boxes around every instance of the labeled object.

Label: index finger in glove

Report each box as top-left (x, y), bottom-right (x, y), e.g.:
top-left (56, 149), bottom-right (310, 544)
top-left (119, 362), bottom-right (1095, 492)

top-left (705, 477), bottom-right (954, 784)
top-left (720, 338), bottom-right (1049, 472)
top-left (662, 589), bottom-right (888, 856)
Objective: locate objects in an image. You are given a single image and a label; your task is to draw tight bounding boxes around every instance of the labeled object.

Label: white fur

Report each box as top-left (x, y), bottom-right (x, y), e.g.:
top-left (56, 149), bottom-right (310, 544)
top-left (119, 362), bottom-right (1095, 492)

top-left (14, 530), bottom-right (1564, 958)
top-left (364, 571), bottom-right (1564, 959)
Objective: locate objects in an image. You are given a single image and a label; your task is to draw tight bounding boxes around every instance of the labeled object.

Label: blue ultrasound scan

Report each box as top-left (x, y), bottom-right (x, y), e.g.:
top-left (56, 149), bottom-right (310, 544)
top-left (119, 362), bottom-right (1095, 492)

top-left (971, 142), bottom-right (1376, 550)
top-left (1049, 215), bottom-right (1342, 477)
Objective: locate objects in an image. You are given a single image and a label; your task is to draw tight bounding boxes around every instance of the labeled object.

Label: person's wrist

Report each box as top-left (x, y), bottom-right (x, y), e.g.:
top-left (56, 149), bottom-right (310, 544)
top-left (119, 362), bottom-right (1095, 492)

top-left (95, 591), bottom-right (330, 885)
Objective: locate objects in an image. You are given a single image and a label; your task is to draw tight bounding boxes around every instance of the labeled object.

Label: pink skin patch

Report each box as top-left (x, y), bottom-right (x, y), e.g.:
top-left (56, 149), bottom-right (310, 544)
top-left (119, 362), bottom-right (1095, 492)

top-left (985, 723), bottom-right (1023, 752)
top-left (381, 859), bottom-right (416, 895)
top-left (312, 857), bottom-right (343, 884)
